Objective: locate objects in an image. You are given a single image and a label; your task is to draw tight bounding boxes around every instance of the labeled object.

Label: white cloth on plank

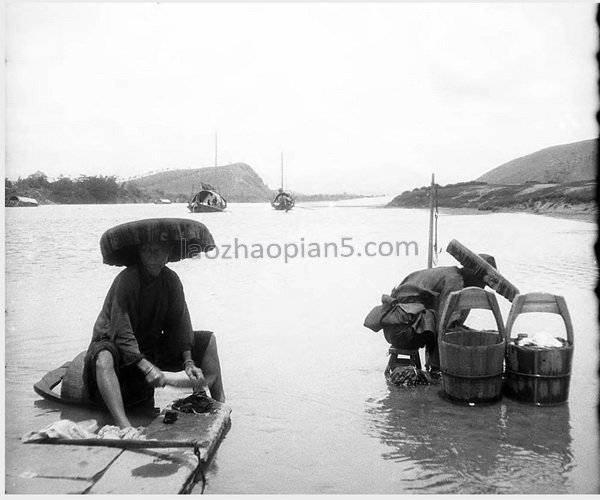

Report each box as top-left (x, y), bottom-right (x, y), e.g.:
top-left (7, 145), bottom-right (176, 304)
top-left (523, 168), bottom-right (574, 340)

top-left (21, 419), bottom-right (99, 442)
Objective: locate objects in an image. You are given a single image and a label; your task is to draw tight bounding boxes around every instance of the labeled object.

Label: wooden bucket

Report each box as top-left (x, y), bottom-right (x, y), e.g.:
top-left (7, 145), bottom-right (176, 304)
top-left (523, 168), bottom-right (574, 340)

top-left (34, 351), bottom-right (151, 408)
top-left (60, 351), bottom-right (91, 404)
top-left (438, 287), bottom-right (506, 404)
top-left (504, 293), bottom-right (574, 406)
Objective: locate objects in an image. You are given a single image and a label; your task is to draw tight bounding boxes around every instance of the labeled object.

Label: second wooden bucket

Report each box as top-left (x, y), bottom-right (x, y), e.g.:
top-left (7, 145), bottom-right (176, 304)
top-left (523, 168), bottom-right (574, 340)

top-left (438, 287), bottom-right (506, 404)
top-left (503, 293), bottom-right (574, 406)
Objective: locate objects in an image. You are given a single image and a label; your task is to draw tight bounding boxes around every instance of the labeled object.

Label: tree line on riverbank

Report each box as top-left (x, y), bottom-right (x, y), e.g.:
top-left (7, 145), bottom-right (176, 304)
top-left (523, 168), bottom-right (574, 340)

top-left (5, 171), bottom-right (147, 204)
top-left (5, 168), bottom-right (372, 205)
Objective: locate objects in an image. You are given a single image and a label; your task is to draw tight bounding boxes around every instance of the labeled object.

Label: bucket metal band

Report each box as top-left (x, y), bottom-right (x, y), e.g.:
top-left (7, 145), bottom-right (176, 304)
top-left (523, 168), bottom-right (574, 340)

top-left (505, 368), bottom-right (572, 379)
top-left (440, 370), bottom-right (502, 380)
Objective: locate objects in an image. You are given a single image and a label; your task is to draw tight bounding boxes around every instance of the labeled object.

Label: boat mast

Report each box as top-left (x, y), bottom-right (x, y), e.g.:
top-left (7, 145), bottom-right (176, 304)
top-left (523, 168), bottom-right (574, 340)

top-left (280, 152), bottom-right (284, 191)
top-left (427, 173), bottom-right (435, 269)
top-left (214, 130), bottom-right (218, 190)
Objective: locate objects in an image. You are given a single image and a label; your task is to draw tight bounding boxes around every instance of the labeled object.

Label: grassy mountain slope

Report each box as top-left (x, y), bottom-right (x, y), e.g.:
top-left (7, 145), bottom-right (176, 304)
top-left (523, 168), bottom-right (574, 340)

top-left (128, 163), bottom-right (371, 203)
top-left (128, 163), bottom-right (275, 202)
top-left (477, 139), bottom-right (597, 184)
top-left (388, 138), bottom-right (597, 217)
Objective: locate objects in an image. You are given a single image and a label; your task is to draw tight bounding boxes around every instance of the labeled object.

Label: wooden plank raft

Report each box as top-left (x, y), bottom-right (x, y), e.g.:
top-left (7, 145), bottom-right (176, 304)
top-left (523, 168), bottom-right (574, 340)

top-left (27, 357), bottom-right (232, 494)
top-left (89, 401), bottom-right (232, 494)
top-left (23, 401), bottom-right (231, 494)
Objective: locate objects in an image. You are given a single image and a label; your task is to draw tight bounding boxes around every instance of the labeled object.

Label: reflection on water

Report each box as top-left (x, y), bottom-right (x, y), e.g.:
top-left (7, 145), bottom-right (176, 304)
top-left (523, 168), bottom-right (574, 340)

top-left (366, 385), bottom-right (573, 494)
top-left (5, 201), bottom-right (599, 494)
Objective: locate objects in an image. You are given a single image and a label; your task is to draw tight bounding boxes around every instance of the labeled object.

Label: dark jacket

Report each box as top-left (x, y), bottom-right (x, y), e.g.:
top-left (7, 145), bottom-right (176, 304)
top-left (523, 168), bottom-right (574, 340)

top-left (397, 266), bottom-right (470, 331)
top-left (88, 264), bottom-right (193, 367)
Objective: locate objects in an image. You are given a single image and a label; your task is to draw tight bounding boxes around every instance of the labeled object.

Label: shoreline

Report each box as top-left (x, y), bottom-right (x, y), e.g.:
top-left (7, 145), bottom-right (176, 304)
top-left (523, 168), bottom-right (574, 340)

top-left (386, 205), bottom-right (597, 224)
top-left (531, 210), bottom-right (596, 224)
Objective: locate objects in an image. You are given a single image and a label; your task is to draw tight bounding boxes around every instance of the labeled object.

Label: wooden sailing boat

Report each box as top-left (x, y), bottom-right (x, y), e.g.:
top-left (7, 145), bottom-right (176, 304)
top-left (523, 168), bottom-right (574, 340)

top-left (271, 152), bottom-right (295, 211)
top-left (188, 132), bottom-right (228, 213)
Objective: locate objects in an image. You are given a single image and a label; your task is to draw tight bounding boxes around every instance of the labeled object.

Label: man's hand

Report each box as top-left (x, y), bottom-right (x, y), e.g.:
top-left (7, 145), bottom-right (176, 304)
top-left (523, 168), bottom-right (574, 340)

top-left (184, 361), bottom-right (207, 387)
top-left (483, 274), bottom-right (499, 287)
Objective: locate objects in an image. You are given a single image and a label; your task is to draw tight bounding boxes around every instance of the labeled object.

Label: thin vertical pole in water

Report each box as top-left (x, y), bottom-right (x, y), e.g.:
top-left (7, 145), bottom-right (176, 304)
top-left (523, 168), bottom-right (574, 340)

top-left (427, 173), bottom-right (435, 269)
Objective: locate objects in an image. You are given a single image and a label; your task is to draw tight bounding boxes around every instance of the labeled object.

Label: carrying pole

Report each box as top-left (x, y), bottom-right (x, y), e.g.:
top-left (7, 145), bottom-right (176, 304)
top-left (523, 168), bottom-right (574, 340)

top-left (25, 437), bottom-right (201, 450)
top-left (427, 173), bottom-right (435, 269)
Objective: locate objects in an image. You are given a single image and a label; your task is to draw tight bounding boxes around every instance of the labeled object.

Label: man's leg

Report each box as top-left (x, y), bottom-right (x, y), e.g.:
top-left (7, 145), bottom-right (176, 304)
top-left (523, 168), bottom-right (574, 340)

top-left (193, 331), bottom-right (225, 402)
top-left (425, 345), bottom-right (440, 371)
top-left (95, 350), bottom-right (131, 429)
top-left (423, 332), bottom-right (441, 374)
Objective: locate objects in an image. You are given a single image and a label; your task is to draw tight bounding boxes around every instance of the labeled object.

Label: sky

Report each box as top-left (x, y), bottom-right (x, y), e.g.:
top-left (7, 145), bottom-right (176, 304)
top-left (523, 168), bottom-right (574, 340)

top-left (4, 1), bottom-right (598, 195)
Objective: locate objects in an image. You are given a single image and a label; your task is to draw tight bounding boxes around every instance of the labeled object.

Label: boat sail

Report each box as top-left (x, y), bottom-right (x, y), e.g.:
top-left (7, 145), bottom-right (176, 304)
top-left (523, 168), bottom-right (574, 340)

top-left (188, 132), bottom-right (228, 213)
top-left (271, 152), bottom-right (295, 211)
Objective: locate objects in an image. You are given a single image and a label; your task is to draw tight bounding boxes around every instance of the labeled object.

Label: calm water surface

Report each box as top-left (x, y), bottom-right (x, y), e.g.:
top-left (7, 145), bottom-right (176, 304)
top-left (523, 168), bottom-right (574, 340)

top-left (5, 199), bottom-right (599, 494)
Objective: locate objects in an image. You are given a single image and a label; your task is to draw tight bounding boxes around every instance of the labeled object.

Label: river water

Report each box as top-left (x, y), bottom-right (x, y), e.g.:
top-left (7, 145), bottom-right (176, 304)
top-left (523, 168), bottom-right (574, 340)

top-left (5, 199), bottom-right (599, 494)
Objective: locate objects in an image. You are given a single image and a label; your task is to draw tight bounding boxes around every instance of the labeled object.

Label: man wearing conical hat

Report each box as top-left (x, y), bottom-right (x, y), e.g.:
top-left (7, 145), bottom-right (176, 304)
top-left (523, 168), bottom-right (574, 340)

top-left (83, 219), bottom-right (225, 437)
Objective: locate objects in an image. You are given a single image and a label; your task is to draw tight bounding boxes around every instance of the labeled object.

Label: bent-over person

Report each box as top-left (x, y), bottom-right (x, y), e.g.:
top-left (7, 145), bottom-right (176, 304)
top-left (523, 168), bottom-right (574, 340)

top-left (388, 253), bottom-right (497, 371)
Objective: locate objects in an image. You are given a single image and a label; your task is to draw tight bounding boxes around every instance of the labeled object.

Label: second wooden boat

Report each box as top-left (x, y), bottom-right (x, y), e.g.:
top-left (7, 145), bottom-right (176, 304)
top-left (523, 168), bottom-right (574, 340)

top-left (271, 152), bottom-right (295, 211)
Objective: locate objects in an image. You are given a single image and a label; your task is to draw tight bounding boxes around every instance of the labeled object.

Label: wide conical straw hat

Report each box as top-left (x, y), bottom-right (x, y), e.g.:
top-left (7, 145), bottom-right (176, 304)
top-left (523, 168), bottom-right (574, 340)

top-left (100, 218), bottom-right (215, 267)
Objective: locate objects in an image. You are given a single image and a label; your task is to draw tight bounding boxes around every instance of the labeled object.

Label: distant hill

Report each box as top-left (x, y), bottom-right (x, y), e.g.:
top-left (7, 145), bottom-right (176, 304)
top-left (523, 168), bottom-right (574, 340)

top-left (477, 139), bottom-right (597, 184)
top-left (127, 163), bottom-right (372, 203)
top-left (387, 138), bottom-right (597, 218)
top-left (128, 163), bottom-right (275, 202)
